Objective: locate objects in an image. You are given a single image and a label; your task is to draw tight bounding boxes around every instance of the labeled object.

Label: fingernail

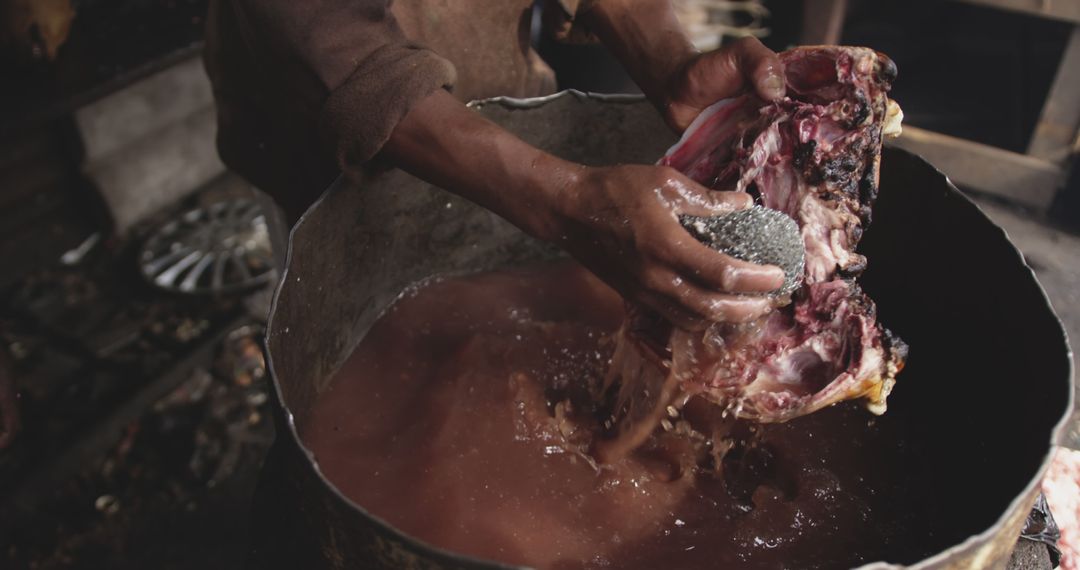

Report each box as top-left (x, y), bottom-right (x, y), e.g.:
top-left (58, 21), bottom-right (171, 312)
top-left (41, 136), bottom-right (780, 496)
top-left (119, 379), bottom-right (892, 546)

top-left (762, 73), bottom-right (785, 100)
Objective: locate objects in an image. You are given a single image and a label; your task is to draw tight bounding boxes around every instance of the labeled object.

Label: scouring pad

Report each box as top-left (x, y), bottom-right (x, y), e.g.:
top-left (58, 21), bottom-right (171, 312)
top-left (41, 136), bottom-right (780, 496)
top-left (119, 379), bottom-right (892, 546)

top-left (680, 206), bottom-right (805, 296)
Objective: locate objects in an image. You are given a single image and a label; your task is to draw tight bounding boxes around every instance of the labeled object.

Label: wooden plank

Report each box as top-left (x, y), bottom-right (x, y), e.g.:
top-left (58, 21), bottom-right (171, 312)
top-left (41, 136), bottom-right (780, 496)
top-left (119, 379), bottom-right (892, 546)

top-left (801, 0), bottom-right (849, 45)
top-left (1028, 25), bottom-right (1080, 162)
top-left (952, 0), bottom-right (1080, 23)
top-left (889, 126), bottom-right (1065, 211)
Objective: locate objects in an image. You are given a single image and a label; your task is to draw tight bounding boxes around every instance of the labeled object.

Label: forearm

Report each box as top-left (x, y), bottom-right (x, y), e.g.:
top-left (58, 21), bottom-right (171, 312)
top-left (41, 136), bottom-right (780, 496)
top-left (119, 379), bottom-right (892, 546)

top-left (380, 89), bottom-right (579, 241)
top-left (378, 89), bottom-right (781, 329)
top-left (583, 0), bottom-right (697, 113)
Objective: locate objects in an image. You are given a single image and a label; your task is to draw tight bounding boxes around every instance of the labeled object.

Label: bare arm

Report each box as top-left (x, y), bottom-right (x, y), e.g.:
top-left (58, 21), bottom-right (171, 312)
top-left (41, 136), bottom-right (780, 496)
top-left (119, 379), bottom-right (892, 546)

top-left (381, 90), bottom-right (784, 329)
top-left (379, 4), bottom-right (792, 327)
top-left (234, 0), bottom-right (785, 328)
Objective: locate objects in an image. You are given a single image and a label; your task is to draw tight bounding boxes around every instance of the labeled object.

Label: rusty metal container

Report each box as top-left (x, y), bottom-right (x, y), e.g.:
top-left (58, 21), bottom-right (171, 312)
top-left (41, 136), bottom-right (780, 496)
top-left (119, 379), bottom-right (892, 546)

top-left (252, 92), bottom-right (1074, 569)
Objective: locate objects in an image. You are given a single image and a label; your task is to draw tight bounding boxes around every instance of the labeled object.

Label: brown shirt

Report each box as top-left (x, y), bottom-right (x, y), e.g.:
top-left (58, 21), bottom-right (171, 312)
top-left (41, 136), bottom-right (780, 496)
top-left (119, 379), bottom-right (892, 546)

top-left (204, 0), bottom-right (588, 219)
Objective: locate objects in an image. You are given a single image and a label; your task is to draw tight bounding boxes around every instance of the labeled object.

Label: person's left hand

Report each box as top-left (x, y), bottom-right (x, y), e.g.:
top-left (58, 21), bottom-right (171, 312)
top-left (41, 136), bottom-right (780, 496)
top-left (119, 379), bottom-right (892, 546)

top-left (662, 37), bottom-right (787, 132)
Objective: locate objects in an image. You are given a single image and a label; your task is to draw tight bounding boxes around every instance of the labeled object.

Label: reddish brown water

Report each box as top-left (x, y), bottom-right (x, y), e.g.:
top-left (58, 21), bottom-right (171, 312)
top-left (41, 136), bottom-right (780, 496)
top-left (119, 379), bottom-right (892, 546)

top-left (302, 261), bottom-right (932, 569)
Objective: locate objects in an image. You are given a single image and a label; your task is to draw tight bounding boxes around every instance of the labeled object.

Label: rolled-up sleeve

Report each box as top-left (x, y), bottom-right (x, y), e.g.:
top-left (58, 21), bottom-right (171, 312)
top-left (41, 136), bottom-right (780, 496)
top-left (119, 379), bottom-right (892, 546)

top-left (238, 0), bottom-right (457, 171)
top-left (323, 43), bottom-right (456, 170)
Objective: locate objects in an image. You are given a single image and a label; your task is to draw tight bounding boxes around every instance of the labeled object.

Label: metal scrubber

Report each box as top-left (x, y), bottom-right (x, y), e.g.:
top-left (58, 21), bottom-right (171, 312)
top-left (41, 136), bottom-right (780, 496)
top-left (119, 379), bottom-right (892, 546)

top-left (680, 206), bottom-right (805, 296)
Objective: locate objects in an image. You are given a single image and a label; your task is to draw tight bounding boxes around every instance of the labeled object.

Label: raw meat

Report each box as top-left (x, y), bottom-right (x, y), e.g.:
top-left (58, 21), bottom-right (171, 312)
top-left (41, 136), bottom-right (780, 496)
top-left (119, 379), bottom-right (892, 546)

top-left (1045, 448), bottom-right (1080, 570)
top-left (599, 46), bottom-right (907, 460)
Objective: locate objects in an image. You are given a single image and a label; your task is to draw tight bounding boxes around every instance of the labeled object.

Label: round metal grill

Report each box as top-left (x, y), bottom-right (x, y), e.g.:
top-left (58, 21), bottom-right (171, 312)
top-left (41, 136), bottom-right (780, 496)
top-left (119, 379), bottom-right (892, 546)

top-left (139, 198), bottom-right (274, 294)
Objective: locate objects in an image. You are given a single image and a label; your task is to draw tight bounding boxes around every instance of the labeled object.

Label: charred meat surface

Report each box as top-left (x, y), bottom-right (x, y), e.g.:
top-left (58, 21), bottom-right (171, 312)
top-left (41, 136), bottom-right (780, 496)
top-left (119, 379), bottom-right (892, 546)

top-left (601, 46), bottom-right (907, 459)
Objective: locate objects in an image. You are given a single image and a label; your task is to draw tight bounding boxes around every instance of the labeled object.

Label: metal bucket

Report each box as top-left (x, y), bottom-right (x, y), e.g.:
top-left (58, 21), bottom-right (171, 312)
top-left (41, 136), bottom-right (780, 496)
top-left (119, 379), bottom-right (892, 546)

top-left (253, 92), bottom-right (1074, 569)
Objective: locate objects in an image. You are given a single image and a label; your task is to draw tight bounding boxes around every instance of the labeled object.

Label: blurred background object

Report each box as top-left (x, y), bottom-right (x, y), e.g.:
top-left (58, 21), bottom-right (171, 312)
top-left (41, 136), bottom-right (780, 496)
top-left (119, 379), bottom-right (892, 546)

top-left (674, 0), bottom-right (770, 50)
top-left (1, 0), bottom-right (76, 62)
top-left (138, 196), bottom-right (274, 295)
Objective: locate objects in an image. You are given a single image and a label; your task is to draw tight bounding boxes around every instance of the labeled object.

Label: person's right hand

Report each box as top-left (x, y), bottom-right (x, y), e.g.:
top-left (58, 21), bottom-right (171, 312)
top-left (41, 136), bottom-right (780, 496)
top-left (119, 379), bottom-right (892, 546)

top-left (382, 91), bottom-right (783, 331)
top-left (546, 163), bottom-right (785, 331)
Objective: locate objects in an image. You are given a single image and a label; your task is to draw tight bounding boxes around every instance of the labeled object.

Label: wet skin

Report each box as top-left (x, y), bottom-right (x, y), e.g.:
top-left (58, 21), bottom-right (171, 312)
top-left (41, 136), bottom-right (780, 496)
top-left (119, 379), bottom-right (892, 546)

top-left (381, 0), bottom-right (791, 329)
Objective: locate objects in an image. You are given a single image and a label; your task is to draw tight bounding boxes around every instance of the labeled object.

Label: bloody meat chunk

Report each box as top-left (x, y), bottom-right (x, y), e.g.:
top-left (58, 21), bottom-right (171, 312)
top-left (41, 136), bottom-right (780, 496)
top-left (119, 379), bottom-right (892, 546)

top-left (599, 46), bottom-right (907, 461)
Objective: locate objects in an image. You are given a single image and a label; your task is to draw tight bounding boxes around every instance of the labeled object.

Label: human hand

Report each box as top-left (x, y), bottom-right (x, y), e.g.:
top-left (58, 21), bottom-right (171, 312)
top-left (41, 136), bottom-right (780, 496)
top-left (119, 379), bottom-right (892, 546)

top-left (548, 164), bottom-right (785, 330)
top-left (381, 90), bottom-right (783, 331)
top-left (584, 2), bottom-right (785, 133)
top-left (663, 37), bottom-right (786, 132)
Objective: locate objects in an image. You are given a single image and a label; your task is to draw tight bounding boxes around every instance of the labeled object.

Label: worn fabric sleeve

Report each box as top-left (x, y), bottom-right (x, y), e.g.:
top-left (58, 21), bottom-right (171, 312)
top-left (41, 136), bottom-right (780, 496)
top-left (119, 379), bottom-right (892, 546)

top-left (323, 43), bottom-right (456, 172)
top-left (237, 0), bottom-right (457, 172)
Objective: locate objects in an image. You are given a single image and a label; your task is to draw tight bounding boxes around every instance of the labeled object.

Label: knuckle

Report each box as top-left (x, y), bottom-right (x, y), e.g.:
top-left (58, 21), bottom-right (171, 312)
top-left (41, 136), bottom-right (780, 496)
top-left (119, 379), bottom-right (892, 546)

top-left (719, 264), bottom-right (741, 291)
top-left (689, 295), bottom-right (729, 323)
top-left (640, 266), bottom-right (670, 291)
top-left (661, 244), bottom-right (697, 273)
top-left (654, 165), bottom-right (680, 184)
top-left (635, 229), bottom-right (666, 255)
top-left (734, 36), bottom-right (763, 52)
top-left (706, 298), bottom-right (734, 322)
